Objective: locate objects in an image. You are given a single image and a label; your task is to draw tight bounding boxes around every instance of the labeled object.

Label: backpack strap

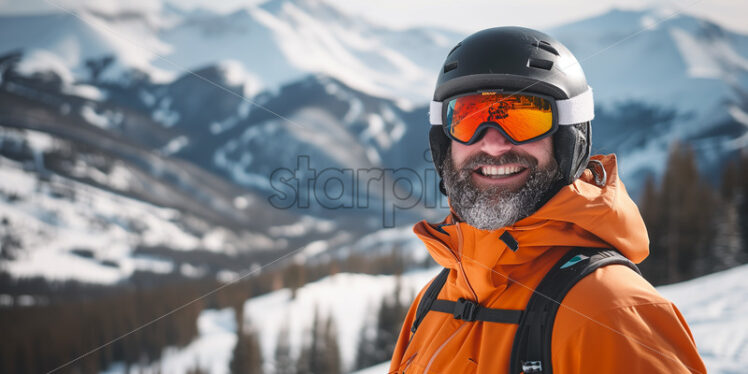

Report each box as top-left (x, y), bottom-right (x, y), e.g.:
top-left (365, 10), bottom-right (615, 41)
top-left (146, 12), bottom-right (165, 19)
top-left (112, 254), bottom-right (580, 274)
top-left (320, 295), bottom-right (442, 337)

top-left (430, 299), bottom-right (522, 324)
top-left (509, 248), bottom-right (641, 374)
top-left (410, 267), bottom-right (450, 333)
top-left (409, 267), bottom-right (524, 331)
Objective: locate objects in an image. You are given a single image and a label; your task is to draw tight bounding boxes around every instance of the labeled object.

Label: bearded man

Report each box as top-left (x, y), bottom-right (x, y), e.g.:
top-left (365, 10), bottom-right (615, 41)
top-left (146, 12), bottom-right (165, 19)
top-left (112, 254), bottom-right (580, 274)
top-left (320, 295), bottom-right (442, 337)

top-left (388, 27), bottom-right (706, 374)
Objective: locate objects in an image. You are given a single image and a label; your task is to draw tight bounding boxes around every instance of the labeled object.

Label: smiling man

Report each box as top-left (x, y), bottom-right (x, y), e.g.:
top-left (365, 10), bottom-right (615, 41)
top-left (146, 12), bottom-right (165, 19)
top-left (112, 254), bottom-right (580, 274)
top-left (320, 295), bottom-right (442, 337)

top-left (388, 27), bottom-right (706, 373)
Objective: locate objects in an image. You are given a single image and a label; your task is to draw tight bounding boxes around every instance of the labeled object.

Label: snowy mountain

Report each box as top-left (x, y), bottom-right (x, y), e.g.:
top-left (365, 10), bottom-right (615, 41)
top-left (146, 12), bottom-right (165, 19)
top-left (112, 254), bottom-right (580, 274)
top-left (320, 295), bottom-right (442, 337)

top-left (98, 263), bottom-right (748, 374)
top-left (1, 4), bottom-right (747, 373)
top-left (0, 0), bottom-right (462, 102)
top-left (1, 2), bottom-right (747, 283)
top-left (549, 9), bottom-right (748, 188)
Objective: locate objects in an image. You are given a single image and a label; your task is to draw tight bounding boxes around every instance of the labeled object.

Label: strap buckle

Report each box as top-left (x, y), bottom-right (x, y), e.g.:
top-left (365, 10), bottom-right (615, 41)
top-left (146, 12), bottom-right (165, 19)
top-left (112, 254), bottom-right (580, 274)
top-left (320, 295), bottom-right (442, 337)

top-left (453, 298), bottom-right (479, 321)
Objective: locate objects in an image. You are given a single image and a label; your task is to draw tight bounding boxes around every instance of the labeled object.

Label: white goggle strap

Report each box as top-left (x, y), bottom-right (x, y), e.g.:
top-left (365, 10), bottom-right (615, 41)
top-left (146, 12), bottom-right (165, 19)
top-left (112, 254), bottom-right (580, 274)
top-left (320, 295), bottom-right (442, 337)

top-left (429, 86), bottom-right (595, 126)
top-left (429, 100), bottom-right (443, 126)
top-left (557, 86), bottom-right (594, 125)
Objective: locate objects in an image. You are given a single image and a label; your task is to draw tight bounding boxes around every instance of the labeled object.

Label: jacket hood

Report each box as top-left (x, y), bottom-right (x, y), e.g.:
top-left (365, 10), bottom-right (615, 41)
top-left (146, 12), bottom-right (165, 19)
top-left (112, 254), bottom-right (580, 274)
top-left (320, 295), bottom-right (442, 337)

top-left (413, 154), bottom-right (649, 301)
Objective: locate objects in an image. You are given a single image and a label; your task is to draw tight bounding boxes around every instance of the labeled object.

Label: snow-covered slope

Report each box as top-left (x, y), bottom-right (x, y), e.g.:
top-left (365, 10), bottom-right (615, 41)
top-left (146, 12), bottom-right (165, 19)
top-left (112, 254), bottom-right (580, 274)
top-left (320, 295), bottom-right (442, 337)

top-left (0, 126), bottom-right (343, 284)
top-left (0, 0), bottom-right (461, 102)
top-left (659, 264), bottom-right (748, 374)
top-left (0, 131), bottom-right (199, 283)
top-left (102, 263), bottom-right (748, 374)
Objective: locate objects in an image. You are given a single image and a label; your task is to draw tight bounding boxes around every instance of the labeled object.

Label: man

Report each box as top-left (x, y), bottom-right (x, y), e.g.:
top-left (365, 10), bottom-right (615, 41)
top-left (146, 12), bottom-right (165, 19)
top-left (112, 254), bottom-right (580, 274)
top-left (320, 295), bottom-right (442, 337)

top-left (388, 27), bottom-right (706, 373)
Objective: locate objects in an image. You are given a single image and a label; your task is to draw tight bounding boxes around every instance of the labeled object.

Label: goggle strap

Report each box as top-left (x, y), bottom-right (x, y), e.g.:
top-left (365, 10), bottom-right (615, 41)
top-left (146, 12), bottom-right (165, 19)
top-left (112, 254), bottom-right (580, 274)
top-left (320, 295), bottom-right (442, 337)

top-left (557, 86), bottom-right (594, 125)
top-left (428, 86), bottom-right (595, 126)
top-left (430, 100), bottom-right (443, 126)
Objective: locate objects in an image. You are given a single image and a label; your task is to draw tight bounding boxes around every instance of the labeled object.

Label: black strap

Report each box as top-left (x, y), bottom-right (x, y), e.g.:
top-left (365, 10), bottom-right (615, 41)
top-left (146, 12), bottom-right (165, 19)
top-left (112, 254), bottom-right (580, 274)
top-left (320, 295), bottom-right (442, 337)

top-left (431, 298), bottom-right (522, 324)
top-left (508, 248), bottom-right (641, 374)
top-left (410, 268), bottom-right (522, 333)
top-left (411, 267), bottom-right (450, 333)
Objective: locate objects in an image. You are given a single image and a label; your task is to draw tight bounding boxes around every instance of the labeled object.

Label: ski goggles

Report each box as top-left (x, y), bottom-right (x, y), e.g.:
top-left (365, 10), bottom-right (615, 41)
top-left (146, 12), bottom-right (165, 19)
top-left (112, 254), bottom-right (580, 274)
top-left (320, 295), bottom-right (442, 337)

top-left (429, 87), bottom-right (594, 145)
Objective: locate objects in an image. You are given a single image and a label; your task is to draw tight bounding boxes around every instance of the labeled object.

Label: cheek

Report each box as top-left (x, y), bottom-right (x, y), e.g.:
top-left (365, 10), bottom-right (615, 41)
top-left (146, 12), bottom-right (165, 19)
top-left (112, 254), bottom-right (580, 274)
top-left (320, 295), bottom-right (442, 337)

top-left (450, 141), bottom-right (471, 168)
top-left (523, 137), bottom-right (554, 167)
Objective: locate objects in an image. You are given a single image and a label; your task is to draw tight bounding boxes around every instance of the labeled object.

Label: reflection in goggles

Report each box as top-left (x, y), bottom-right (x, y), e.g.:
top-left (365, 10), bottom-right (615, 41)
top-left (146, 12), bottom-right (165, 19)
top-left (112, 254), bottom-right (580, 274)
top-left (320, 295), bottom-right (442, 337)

top-left (446, 93), bottom-right (553, 144)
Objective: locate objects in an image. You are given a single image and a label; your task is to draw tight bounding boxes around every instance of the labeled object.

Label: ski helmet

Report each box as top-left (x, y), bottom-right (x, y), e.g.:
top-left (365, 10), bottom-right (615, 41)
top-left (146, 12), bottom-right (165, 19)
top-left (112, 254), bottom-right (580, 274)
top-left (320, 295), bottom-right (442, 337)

top-left (429, 26), bottom-right (593, 196)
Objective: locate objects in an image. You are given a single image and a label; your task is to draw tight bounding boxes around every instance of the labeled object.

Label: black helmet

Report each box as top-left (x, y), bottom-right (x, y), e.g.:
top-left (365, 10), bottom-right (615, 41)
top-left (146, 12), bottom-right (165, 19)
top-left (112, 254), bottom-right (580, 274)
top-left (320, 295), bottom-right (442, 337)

top-left (429, 26), bottom-right (593, 196)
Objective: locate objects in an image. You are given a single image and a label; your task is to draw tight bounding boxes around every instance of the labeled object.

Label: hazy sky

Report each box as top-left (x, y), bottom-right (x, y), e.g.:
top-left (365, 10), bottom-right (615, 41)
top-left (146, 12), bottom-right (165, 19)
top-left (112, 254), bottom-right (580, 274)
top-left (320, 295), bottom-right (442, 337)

top-left (0, 0), bottom-right (746, 34)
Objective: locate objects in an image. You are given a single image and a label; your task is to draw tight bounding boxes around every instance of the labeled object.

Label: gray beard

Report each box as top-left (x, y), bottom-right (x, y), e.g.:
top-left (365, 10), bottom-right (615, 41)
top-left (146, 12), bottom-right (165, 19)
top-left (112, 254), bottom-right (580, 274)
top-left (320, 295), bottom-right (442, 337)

top-left (441, 149), bottom-right (562, 231)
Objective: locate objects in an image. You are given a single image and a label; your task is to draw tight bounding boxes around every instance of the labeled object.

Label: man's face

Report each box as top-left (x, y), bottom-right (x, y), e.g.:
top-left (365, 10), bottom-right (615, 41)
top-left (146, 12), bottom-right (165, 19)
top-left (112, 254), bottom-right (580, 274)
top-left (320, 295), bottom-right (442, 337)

top-left (442, 127), bottom-right (562, 230)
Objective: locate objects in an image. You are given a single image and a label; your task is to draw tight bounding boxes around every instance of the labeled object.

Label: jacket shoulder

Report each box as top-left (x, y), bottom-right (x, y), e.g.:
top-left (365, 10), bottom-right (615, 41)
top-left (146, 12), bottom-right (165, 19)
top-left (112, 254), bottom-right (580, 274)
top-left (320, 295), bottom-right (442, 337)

top-left (552, 264), bottom-right (706, 373)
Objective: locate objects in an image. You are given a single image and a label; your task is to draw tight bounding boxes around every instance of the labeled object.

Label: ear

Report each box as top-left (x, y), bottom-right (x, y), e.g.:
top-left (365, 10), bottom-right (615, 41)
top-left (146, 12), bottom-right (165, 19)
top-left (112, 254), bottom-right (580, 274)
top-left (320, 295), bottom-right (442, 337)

top-left (553, 122), bottom-right (590, 185)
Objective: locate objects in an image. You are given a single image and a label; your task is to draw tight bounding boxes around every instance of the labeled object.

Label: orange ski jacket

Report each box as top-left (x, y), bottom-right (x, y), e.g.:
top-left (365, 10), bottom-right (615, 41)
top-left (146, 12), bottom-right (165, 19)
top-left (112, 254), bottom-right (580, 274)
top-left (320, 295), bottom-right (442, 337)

top-left (389, 154), bottom-right (707, 373)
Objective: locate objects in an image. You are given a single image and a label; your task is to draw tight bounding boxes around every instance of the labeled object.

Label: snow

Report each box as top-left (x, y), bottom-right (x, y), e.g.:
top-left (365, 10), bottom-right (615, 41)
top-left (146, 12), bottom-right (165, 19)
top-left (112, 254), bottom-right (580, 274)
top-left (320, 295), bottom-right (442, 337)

top-left (659, 264), bottom-right (748, 374)
top-left (0, 11), bottom-right (173, 83)
top-left (160, 135), bottom-right (189, 156)
top-left (669, 25), bottom-right (748, 83)
top-left (267, 215), bottom-right (335, 238)
top-left (98, 269), bottom-right (439, 374)
top-left (0, 1), bottom-right (458, 102)
top-left (243, 268), bottom-right (440, 372)
top-left (0, 154), bottom-right (204, 284)
top-left (64, 83), bottom-right (106, 100)
top-left (101, 308), bottom-right (238, 374)
top-left (152, 96), bottom-right (180, 127)
top-left (201, 228), bottom-right (233, 253)
top-left (351, 361), bottom-right (390, 374)
top-left (295, 240), bottom-right (329, 260)
top-left (117, 263), bottom-right (748, 374)
top-left (216, 59), bottom-right (264, 98)
top-left (80, 105), bottom-right (113, 128)
top-left (16, 48), bottom-right (76, 83)
top-left (727, 105), bottom-right (748, 149)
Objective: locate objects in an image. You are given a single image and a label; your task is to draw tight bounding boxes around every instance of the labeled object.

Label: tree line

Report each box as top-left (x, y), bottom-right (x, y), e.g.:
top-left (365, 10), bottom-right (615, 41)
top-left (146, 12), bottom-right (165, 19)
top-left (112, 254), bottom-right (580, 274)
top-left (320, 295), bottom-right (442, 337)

top-left (1, 246), bottom-right (420, 373)
top-left (226, 277), bottom-right (409, 374)
top-left (638, 143), bottom-right (747, 285)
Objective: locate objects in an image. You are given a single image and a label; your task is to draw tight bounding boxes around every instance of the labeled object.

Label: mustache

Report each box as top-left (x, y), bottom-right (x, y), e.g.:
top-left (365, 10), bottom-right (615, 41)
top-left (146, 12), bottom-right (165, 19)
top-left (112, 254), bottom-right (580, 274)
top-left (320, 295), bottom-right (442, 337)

top-left (458, 151), bottom-right (538, 172)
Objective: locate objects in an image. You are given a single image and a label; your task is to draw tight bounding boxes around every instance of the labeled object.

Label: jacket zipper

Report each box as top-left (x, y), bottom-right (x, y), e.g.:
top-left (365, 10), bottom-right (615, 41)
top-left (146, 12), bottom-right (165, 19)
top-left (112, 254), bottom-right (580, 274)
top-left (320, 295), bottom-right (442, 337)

top-left (423, 323), bottom-right (467, 373)
top-left (454, 222), bottom-right (479, 301)
top-left (416, 227), bottom-right (479, 373)
top-left (420, 235), bottom-right (479, 300)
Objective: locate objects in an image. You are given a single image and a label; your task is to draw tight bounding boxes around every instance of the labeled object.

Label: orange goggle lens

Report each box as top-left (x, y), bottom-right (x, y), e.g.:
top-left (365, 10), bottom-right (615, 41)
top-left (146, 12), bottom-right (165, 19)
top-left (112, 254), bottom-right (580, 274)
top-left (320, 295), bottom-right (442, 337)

top-left (444, 92), bottom-right (554, 144)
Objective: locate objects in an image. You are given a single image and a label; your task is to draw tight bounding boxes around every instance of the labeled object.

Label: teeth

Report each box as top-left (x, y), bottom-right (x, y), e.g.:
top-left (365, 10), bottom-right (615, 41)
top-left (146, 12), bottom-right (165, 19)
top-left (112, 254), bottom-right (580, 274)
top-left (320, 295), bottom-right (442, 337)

top-left (481, 165), bottom-right (522, 176)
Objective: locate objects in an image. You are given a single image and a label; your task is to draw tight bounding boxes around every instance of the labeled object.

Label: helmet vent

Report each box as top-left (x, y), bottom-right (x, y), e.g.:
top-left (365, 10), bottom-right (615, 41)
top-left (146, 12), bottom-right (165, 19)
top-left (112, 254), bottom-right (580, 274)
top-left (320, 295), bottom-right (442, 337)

top-left (527, 58), bottom-right (553, 70)
top-left (532, 41), bottom-right (560, 56)
top-left (444, 61), bottom-right (458, 73)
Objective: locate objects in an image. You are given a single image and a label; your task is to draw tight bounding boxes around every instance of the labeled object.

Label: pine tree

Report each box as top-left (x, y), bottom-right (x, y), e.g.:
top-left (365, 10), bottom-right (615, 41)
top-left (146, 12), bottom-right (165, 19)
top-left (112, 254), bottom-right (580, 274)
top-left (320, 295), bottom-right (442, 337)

top-left (296, 308), bottom-right (318, 374)
top-left (658, 143), bottom-right (716, 282)
top-left (285, 263), bottom-right (306, 300)
top-left (296, 308), bottom-right (341, 374)
top-left (636, 142), bottom-right (747, 284)
top-left (230, 319), bottom-right (263, 374)
top-left (721, 151), bottom-right (748, 260)
top-left (319, 315), bottom-right (341, 374)
top-left (355, 277), bottom-right (407, 370)
top-left (354, 309), bottom-right (378, 370)
top-left (274, 324), bottom-right (294, 374)
top-left (638, 175), bottom-right (667, 284)
top-left (709, 199), bottom-right (745, 271)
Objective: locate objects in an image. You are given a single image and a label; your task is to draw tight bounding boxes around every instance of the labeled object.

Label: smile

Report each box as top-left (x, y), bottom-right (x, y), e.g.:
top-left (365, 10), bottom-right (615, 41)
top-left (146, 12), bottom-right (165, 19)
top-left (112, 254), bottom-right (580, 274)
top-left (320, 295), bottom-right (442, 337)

top-left (475, 165), bottom-right (527, 178)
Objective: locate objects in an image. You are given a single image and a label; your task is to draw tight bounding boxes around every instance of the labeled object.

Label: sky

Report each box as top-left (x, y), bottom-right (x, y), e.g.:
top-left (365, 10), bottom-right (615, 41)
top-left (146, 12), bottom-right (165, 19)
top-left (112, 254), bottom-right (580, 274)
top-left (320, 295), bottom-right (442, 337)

top-left (1, 0), bottom-right (747, 34)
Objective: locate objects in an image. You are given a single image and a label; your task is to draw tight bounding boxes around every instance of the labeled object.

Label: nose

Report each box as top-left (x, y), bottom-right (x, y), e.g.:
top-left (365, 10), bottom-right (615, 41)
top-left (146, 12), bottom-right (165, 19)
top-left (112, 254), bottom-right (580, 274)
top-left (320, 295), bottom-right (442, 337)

top-left (476, 127), bottom-right (513, 156)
